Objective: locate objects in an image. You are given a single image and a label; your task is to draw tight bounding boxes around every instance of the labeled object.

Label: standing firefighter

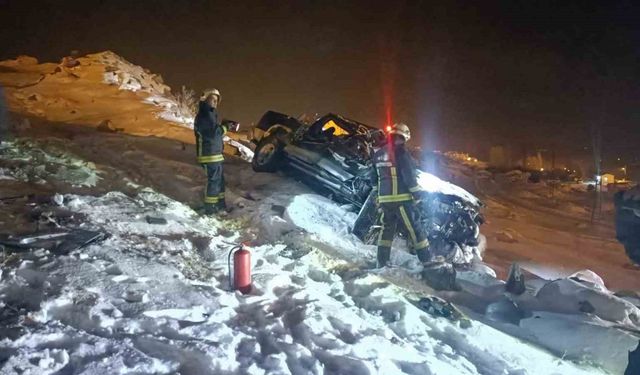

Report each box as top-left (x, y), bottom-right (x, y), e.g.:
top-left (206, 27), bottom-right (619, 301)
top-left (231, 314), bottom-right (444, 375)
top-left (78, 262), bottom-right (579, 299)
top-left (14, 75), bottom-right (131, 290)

top-left (371, 123), bottom-right (432, 267)
top-left (194, 88), bottom-right (230, 215)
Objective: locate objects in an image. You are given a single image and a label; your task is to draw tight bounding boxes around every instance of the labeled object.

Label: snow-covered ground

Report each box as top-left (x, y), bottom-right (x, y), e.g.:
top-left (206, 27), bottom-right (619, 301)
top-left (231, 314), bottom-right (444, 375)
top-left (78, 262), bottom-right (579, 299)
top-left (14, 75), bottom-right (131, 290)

top-left (1, 51), bottom-right (638, 374)
top-left (1, 137), bottom-right (636, 374)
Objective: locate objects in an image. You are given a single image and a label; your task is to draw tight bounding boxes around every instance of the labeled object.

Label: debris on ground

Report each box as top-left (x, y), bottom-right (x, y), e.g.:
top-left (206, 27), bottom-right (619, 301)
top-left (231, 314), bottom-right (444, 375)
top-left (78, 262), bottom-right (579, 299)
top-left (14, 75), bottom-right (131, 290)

top-left (505, 263), bottom-right (526, 295)
top-left (410, 295), bottom-right (472, 329)
top-left (0, 229), bottom-right (107, 255)
top-left (145, 215), bottom-right (167, 225)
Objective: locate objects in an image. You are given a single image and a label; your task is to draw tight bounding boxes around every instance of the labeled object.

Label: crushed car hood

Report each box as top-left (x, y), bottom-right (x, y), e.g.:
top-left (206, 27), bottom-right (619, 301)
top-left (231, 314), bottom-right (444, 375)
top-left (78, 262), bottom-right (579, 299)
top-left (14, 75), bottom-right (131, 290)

top-left (417, 170), bottom-right (482, 207)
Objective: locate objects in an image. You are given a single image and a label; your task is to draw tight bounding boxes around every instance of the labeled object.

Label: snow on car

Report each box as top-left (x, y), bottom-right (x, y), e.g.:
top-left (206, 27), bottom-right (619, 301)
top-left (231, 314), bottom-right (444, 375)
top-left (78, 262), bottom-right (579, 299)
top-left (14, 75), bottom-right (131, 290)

top-left (250, 110), bottom-right (484, 264)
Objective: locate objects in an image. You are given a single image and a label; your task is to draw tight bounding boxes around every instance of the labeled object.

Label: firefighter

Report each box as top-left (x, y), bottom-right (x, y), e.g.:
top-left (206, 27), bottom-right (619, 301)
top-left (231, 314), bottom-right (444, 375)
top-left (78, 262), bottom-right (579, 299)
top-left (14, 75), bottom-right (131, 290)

top-left (194, 88), bottom-right (230, 215)
top-left (371, 122), bottom-right (432, 267)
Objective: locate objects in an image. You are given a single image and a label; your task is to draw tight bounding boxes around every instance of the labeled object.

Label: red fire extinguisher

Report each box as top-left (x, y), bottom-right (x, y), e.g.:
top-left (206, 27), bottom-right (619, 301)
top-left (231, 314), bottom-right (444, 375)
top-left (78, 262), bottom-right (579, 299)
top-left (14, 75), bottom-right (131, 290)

top-left (228, 243), bottom-right (251, 294)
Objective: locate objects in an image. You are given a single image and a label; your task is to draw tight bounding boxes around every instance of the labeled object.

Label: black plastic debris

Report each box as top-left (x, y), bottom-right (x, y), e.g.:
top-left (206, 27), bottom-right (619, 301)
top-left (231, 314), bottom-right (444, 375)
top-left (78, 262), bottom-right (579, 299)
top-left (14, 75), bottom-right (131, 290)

top-left (271, 204), bottom-right (286, 217)
top-left (0, 229), bottom-right (107, 255)
top-left (506, 263), bottom-right (526, 295)
top-left (145, 215), bottom-right (167, 225)
top-left (413, 295), bottom-right (471, 329)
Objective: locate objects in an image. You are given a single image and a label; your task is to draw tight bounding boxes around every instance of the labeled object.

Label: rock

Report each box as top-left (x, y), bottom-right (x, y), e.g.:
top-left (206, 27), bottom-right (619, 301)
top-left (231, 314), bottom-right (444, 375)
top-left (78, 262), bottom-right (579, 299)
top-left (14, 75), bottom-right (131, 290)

top-left (13, 118), bottom-right (31, 131)
top-left (52, 194), bottom-right (64, 206)
top-left (104, 264), bottom-right (122, 275)
top-left (61, 56), bottom-right (80, 68)
top-left (97, 119), bottom-right (116, 133)
top-left (506, 263), bottom-right (526, 295)
top-left (470, 261), bottom-right (497, 278)
top-left (271, 204), bottom-right (286, 217)
top-left (615, 290), bottom-right (640, 307)
top-left (16, 55), bottom-right (38, 65)
top-left (578, 300), bottom-right (596, 313)
top-left (456, 267), bottom-right (505, 299)
top-left (123, 290), bottom-right (144, 303)
top-left (496, 230), bottom-right (518, 243)
top-left (520, 311), bottom-right (639, 375)
top-left (486, 297), bottom-right (525, 325)
top-left (422, 262), bottom-right (458, 291)
top-left (569, 269), bottom-right (606, 292)
top-left (536, 278), bottom-right (640, 326)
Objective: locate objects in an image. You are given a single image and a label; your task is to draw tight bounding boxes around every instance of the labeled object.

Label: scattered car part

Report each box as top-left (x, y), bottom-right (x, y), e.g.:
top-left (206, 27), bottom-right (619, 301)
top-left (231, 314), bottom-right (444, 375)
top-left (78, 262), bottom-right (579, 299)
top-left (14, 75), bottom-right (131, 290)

top-left (408, 294), bottom-right (471, 329)
top-left (0, 229), bottom-right (107, 255)
top-left (145, 215), bottom-right (167, 225)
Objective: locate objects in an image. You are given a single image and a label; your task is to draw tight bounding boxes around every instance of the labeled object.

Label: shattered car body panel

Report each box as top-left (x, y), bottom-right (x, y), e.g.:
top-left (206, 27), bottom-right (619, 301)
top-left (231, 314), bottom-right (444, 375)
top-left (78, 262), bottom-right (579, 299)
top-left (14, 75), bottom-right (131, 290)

top-left (251, 110), bottom-right (484, 263)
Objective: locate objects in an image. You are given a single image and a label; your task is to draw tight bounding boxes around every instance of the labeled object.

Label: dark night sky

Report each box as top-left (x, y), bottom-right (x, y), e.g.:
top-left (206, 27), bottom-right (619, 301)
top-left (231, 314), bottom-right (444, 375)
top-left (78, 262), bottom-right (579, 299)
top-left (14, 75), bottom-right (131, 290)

top-left (1, 0), bottom-right (639, 164)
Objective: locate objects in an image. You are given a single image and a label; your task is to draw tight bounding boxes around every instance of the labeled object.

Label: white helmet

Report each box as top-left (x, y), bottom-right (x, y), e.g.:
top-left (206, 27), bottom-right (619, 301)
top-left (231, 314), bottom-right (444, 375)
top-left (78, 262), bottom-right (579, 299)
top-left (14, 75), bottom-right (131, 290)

top-left (389, 122), bottom-right (411, 141)
top-left (201, 88), bottom-right (221, 101)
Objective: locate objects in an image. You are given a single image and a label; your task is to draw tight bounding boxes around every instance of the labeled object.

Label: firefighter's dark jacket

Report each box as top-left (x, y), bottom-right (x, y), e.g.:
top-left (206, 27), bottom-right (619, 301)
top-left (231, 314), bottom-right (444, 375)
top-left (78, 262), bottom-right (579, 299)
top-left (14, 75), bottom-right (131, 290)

top-left (370, 142), bottom-right (421, 203)
top-left (194, 101), bottom-right (228, 164)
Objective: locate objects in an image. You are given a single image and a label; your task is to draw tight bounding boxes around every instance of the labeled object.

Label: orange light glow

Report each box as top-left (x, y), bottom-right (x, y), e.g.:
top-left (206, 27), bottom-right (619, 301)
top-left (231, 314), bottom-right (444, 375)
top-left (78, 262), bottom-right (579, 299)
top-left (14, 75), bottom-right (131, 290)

top-left (386, 126), bottom-right (392, 132)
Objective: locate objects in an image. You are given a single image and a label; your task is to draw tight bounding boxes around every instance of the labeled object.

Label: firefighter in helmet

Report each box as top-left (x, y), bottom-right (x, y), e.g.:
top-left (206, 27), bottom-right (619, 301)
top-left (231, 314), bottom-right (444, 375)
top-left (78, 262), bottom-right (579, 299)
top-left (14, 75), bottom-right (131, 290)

top-left (194, 88), bottom-right (235, 215)
top-left (370, 122), bottom-right (432, 267)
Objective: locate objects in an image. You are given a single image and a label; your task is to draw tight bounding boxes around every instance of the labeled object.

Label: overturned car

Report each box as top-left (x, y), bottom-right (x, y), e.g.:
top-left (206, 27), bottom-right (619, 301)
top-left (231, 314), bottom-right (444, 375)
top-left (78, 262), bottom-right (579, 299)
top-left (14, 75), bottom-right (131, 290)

top-left (250, 111), bottom-right (484, 264)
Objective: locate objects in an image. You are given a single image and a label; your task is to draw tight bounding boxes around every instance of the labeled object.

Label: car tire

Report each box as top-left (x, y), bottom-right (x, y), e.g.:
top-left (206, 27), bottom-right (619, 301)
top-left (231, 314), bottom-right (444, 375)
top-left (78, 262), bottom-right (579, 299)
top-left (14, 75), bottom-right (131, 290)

top-left (252, 134), bottom-right (283, 172)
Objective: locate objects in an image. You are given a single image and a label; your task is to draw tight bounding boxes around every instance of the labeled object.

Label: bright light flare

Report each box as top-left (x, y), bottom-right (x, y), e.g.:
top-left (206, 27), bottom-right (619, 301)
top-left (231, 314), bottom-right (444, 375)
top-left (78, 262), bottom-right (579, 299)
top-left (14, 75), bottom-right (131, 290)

top-left (416, 171), bottom-right (481, 206)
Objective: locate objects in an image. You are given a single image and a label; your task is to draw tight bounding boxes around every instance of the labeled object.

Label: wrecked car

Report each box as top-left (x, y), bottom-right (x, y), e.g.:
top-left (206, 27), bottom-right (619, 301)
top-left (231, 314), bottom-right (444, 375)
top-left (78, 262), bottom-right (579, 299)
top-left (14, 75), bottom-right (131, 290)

top-left (251, 111), bottom-right (484, 263)
top-left (615, 185), bottom-right (640, 265)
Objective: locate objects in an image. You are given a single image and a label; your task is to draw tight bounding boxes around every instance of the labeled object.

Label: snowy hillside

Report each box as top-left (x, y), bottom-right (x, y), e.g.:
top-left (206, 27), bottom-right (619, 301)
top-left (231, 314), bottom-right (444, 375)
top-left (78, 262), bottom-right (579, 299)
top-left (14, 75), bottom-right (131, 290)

top-left (1, 52), bottom-right (638, 374)
top-left (0, 139), bottom-right (620, 375)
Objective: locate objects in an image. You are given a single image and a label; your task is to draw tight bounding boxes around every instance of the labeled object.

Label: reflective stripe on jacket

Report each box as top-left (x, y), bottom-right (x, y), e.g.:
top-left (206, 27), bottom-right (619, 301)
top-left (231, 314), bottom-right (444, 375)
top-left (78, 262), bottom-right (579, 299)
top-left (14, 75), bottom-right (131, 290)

top-left (370, 142), bottom-right (421, 203)
top-left (194, 101), bottom-right (228, 164)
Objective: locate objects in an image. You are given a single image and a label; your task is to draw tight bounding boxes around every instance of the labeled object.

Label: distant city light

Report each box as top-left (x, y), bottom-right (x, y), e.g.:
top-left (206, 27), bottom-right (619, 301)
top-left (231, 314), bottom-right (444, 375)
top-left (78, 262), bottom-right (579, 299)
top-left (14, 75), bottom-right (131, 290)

top-left (540, 168), bottom-right (544, 172)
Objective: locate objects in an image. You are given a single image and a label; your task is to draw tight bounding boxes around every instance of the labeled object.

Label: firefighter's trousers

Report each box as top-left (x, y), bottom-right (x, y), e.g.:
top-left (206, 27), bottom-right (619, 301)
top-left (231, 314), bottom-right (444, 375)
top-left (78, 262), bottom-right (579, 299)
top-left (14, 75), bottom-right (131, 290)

top-left (377, 201), bottom-right (430, 265)
top-left (203, 162), bottom-right (225, 211)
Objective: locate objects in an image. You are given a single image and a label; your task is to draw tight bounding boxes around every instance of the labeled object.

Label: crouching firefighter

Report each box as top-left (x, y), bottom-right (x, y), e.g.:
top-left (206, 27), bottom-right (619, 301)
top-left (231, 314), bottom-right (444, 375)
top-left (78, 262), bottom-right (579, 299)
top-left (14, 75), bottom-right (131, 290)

top-left (371, 123), bottom-right (432, 267)
top-left (194, 88), bottom-right (229, 215)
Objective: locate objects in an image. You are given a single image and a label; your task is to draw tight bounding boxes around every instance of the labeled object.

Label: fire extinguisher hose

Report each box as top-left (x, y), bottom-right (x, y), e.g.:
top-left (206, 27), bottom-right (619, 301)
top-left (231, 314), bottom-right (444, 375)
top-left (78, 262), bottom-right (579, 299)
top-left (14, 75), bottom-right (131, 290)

top-left (227, 245), bottom-right (242, 290)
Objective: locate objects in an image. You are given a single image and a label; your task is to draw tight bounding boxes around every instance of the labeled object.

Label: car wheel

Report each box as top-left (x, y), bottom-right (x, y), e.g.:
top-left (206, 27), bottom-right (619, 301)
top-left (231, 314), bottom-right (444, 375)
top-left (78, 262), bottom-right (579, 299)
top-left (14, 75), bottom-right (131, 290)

top-left (252, 134), bottom-right (283, 172)
top-left (624, 242), bottom-right (640, 266)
